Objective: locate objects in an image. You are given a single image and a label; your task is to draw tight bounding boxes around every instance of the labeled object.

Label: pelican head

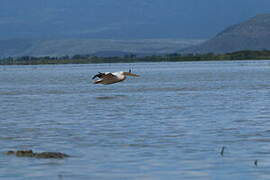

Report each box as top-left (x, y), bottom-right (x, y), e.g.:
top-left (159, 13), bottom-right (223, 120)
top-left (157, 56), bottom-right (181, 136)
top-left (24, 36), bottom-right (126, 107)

top-left (122, 71), bottom-right (140, 77)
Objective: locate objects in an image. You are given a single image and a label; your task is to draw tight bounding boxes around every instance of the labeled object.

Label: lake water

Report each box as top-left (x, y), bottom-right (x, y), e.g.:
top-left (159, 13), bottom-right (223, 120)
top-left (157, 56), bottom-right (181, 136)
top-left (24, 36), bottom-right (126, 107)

top-left (0, 60), bottom-right (270, 180)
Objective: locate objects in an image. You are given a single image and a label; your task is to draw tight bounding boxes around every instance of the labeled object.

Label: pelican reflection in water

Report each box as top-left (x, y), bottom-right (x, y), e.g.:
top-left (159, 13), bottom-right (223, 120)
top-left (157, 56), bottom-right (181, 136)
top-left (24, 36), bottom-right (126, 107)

top-left (92, 70), bottom-right (139, 85)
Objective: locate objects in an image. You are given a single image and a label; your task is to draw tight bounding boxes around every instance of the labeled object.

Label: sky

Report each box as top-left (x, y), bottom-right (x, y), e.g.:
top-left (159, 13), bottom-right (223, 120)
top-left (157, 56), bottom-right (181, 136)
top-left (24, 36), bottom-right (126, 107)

top-left (0, 0), bottom-right (269, 39)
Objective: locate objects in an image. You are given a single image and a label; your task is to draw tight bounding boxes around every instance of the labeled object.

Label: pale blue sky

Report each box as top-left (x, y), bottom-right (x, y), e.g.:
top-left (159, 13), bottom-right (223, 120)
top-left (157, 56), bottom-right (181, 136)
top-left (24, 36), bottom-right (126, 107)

top-left (0, 0), bottom-right (269, 39)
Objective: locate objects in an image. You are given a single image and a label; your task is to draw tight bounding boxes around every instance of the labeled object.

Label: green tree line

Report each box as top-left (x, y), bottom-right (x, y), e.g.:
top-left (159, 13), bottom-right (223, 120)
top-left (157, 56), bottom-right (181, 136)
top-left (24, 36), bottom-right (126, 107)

top-left (1, 50), bottom-right (270, 65)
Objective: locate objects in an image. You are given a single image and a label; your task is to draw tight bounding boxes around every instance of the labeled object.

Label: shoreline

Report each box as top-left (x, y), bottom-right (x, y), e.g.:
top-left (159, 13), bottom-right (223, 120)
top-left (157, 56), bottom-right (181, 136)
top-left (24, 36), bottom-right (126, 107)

top-left (1, 50), bottom-right (270, 65)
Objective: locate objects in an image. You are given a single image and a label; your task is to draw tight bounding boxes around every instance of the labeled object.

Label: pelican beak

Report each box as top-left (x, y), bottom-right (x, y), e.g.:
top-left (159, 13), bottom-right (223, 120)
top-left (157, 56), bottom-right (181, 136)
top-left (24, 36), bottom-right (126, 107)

top-left (126, 72), bottom-right (140, 77)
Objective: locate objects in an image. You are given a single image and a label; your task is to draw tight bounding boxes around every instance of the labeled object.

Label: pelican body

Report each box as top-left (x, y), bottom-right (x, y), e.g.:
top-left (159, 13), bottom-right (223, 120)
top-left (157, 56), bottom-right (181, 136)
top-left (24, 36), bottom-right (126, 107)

top-left (92, 70), bottom-right (139, 85)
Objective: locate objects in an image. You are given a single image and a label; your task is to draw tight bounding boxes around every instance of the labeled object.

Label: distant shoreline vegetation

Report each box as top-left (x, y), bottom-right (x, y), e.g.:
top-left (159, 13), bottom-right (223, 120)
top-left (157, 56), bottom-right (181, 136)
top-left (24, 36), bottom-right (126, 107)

top-left (1, 50), bottom-right (270, 65)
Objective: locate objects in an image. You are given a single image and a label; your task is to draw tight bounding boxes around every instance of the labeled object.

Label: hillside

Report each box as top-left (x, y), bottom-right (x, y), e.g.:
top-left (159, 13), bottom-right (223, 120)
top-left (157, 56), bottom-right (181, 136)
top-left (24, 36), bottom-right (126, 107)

top-left (0, 38), bottom-right (204, 57)
top-left (181, 14), bottom-right (270, 54)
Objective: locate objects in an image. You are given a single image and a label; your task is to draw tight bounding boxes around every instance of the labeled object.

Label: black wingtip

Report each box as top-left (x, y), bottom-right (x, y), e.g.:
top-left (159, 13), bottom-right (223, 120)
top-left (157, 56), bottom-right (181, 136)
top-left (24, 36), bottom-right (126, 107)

top-left (92, 72), bottom-right (105, 79)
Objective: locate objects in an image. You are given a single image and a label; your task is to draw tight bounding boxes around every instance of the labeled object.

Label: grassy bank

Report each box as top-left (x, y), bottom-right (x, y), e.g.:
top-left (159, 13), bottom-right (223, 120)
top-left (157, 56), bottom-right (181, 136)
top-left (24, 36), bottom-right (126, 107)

top-left (1, 50), bottom-right (270, 65)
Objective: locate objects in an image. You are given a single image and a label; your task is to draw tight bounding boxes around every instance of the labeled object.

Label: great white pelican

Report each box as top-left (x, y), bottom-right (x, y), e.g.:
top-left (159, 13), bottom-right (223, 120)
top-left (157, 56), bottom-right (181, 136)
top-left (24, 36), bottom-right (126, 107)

top-left (92, 70), bottom-right (139, 85)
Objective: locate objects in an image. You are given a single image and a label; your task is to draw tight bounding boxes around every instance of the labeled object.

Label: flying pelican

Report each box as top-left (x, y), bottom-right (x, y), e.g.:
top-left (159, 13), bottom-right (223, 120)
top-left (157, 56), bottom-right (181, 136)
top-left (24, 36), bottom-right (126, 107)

top-left (92, 70), bottom-right (139, 85)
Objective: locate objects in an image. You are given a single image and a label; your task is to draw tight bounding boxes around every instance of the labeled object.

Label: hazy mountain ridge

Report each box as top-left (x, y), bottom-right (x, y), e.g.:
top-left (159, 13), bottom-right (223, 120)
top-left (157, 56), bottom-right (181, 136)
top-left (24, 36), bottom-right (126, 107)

top-left (0, 38), bottom-right (205, 57)
top-left (0, 39), bottom-right (36, 57)
top-left (1, 1), bottom-right (270, 57)
top-left (181, 14), bottom-right (270, 53)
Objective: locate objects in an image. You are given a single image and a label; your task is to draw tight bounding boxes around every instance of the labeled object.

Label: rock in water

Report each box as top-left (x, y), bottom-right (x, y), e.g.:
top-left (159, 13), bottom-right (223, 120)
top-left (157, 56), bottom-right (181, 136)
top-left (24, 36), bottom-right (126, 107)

top-left (5, 150), bottom-right (69, 159)
top-left (35, 152), bottom-right (69, 159)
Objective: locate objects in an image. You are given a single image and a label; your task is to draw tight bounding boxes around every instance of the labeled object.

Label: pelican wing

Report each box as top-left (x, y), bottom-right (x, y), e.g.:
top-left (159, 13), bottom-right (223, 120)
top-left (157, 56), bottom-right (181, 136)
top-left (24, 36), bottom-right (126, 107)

top-left (102, 73), bottom-right (117, 80)
top-left (92, 72), bottom-right (104, 79)
top-left (92, 72), bottom-right (119, 84)
top-left (92, 72), bottom-right (115, 79)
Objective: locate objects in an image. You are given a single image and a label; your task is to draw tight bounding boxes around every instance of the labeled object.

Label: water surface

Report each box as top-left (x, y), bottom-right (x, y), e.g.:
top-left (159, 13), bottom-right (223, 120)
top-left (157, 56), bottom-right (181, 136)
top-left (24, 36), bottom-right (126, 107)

top-left (0, 61), bottom-right (270, 180)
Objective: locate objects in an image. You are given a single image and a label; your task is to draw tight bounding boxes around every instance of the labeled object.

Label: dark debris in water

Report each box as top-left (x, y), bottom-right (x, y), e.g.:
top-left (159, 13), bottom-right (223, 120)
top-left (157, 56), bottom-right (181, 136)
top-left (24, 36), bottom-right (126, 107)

top-left (254, 160), bottom-right (258, 166)
top-left (5, 150), bottom-right (69, 159)
top-left (95, 95), bottom-right (127, 100)
top-left (220, 146), bottom-right (226, 156)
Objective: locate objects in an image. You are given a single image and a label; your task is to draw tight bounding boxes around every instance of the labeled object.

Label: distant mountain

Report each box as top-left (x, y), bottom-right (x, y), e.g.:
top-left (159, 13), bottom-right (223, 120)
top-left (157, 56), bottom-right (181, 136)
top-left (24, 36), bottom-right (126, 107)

top-left (0, 38), bottom-right (205, 57)
top-left (181, 14), bottom-right (270, 54)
